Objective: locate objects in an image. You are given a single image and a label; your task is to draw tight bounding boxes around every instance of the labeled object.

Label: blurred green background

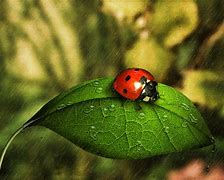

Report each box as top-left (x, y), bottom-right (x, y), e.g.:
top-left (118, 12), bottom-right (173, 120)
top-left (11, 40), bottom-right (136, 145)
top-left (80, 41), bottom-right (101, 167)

top-left (0, 0), bottom-right (224, 179)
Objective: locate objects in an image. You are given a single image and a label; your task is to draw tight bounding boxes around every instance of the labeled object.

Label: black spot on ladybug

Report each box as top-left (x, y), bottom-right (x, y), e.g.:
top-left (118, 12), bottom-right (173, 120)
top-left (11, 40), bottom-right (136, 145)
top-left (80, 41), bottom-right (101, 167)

top-left (123, 89), bottom-right (128, 94)
top-left (134, 68), bottom-right (139, 71)
top-left (125, 75), bottom-right (131, 81)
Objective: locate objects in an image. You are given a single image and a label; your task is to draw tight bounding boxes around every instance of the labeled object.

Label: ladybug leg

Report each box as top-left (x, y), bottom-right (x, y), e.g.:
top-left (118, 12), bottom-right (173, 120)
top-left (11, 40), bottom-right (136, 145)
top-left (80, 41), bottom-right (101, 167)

top-left (120, 99), bottom-right (127, 107)
top-left (134, 101), bottom-right (142, 111)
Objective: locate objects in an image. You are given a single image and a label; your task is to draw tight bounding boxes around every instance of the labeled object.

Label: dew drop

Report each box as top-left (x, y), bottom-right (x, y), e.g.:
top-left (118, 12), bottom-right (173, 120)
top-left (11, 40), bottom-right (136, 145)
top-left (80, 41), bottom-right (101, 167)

top-left (212, 144), bottom-right (216, 153)
top-left (90, 133), bottom-right (97, 140)
top-left (109, 104), bottom-right (116, 111)
top-left (164, 126), bottom-right (170, 133)
top-left (210, 136), bottom-right (215, 144)
top-left (137, 144), bottom-right (144, 151)
top-left (103, 107), bottom-right (109, 116)
top-left (181, 103), bottom-right (190, 110)
top-left (162, 114), bottom-right (168, 121)
top-left (103, 107), bottom-right (108, 111)
top-left (96, 87), bottom-right (103, 93)
top-left (57, 104), bottom-right (66, 110)
top-left (89, 128), bottom-right (97, 140)
top-left (163, 126), bottom-right (170, 133)
top-left (84, 109), bottom-right (91, 114)
top-left (67, 101), bottom-right (73, 106)
top-left (138, 112), bottom-right (145, 119)
top-left (84, 105), bottom-right (94, 114)
top-left (137, 140), bottom-right (141, 144)
top-left (182, 121), bottom-right (188, 128)
top-left (93, 80), bottom-right (100, 87)
top-left (189, 114), bottom-right (198, 124)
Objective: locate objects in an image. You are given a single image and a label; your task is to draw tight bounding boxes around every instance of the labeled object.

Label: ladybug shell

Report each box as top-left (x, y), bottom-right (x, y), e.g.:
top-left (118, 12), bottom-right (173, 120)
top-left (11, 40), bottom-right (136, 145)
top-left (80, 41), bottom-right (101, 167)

top-left (113, 68), bottom-right (154, 100)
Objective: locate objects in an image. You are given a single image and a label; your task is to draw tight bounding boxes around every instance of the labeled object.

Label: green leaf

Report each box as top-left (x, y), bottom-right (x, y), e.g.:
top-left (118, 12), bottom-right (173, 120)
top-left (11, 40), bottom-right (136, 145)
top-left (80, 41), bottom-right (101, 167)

top-left (28, 77), bottom-right (213, 159)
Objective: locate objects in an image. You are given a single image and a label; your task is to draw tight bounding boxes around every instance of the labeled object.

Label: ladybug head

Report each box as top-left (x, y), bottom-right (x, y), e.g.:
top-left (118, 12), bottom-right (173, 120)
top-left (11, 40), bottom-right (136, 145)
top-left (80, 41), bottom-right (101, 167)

top-left (146, 81), bottom-right (157, 90)
top-left (139, 80), bottom-right (159, 102)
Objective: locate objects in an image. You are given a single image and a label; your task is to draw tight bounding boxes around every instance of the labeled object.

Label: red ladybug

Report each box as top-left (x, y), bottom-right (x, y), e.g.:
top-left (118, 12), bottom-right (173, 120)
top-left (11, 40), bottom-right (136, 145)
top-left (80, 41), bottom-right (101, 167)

top-left (113, 68), bottom-right (159, 102)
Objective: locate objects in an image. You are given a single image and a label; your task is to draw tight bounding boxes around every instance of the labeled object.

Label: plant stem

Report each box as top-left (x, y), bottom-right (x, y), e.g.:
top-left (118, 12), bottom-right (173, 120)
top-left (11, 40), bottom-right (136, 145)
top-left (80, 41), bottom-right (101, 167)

top-left (0, 119), bottom-right (37, 170)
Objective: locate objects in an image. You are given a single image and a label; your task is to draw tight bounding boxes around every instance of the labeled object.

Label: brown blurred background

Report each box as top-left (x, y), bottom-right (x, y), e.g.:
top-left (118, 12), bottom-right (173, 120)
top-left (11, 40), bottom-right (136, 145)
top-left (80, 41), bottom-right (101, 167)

top-left (0, 0), bottom-right (224, 179)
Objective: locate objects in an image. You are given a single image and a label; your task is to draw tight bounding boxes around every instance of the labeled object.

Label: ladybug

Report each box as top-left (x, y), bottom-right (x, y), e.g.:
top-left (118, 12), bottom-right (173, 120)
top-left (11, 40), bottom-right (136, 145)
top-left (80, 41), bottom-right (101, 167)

top-left (113, 68), bottom-right (159, 102)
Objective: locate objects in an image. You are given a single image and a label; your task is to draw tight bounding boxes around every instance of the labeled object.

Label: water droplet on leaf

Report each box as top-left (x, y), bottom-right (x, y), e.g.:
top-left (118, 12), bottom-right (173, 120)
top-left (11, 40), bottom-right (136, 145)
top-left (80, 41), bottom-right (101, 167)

top-left (84, 105), bottom-right (94, 114)
top-left (210, 136), bottom-right (215, 143)
top-left (137, 140), bottom-right (141, 144)
top-left (162, 114), bottom-right (168, 121)
top-left (93, 80), bottom-right (100, 87)
top-left (164, 126), bottom-right (170, 133)
top-left (103, 107), bottom-right (108, 111)
top-left (96, 87), bottom-right (103, 93)
top-left (89, 127), bottom-right (97, 140)
top-left (137, 144), bottom-right (144, 151)
top-left (67, 101), bottom-right (73, 106)
top-left (138, 112), bottom-right (145, 119)
top-left (181, 103), bottom-right (190, 110)
top-left (189, 114), bottom-right (198, 124)
top-left (57, 104), bottom-right (66, 110)
top-left (109, 104), bottom-right (116, 111)
top-left (182, 121), bottom-right (188, 128)
top-left (211, 144), bottom-right (216, 153)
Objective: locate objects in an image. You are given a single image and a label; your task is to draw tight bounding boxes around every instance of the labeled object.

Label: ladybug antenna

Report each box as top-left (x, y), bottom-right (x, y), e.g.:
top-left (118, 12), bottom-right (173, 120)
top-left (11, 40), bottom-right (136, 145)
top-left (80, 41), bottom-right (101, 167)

top-left (0, 118), bottom-right (38, 170)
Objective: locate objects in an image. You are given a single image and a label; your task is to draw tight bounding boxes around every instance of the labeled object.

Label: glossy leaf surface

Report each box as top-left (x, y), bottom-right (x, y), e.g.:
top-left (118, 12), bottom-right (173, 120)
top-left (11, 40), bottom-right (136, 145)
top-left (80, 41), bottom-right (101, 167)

top-left (30, 78), bottom-right (213, 159)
